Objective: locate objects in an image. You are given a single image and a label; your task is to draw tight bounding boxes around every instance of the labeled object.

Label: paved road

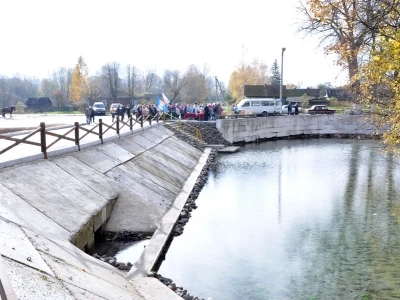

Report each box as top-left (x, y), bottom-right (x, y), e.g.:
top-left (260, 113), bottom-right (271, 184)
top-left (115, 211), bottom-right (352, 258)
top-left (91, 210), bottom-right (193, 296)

top-left (0, 114), bottom-right (153, 166)
top-left (0, 113), bottom-right (114, 132)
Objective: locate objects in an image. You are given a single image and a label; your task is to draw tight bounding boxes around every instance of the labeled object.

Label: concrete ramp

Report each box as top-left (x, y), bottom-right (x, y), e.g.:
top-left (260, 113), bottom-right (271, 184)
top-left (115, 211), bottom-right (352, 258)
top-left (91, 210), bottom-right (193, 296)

top-left (114, 138), bottom-right (146, 156)
top-left (0, 124), bottom-right (208, 299)
top-left (0, 160), bottom-right (110, 237)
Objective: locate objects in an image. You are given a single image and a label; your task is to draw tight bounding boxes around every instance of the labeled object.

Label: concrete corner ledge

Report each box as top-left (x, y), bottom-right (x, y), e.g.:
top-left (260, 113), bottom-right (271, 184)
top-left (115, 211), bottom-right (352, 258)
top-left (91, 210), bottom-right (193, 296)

top-left (127, 147), bottom-right (212, 280)
top-left (0, 153), bottom-right (44, 169)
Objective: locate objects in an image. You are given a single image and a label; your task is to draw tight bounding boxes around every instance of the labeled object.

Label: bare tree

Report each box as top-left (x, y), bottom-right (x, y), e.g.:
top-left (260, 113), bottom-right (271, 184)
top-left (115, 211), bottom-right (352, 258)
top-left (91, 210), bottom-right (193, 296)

top-left (87, 76), bottom-right (102, 105)
top-left (50, 68), bottom-right (72, 107)
top-left (180, 65), bottom-right (212, 103)
top-left (101, 62), bottom-right (120, 101)
top-left (143, 69), bottom-right (157, 93)
top-left (297, 0), bottom-right (386, 85)
top-left (163, 69), bottom-right (190, 102)
top-left (126, 65), bottom-right (141, 98)
top-left (40, 78), bottom-right (58, 98)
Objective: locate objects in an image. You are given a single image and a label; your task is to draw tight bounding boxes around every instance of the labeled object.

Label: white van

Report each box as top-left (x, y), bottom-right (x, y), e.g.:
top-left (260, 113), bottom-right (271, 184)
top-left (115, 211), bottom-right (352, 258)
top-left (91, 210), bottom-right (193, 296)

top-left (237, 98), bottom-right (282, 116)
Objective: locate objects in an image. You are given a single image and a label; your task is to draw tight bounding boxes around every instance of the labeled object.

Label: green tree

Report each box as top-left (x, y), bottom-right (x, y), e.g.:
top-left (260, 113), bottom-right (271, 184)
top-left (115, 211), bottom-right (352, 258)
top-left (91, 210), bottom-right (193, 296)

top-left (270, 59), bottom-right (280, 85)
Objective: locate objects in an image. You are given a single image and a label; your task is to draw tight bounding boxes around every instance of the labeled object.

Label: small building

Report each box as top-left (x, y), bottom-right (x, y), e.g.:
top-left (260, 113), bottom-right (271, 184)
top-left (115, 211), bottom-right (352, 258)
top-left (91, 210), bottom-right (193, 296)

top-left (244, 85), bottom-right (287, 101)
top-left (25, 97), bottom-right (53, 112)
top-left (326, 89), bottom-right (353, 101)
top-left (286, 88), bottom-right (321, 103)
top-left (100, 94), bottom-right (159, 108)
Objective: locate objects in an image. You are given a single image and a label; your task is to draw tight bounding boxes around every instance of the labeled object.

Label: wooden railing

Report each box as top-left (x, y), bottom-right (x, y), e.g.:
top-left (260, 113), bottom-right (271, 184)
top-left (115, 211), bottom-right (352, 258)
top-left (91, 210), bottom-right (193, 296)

top-left (0, 279), bottom-right (7, 300)
top-left (0, 113), bottom-right (164, 159)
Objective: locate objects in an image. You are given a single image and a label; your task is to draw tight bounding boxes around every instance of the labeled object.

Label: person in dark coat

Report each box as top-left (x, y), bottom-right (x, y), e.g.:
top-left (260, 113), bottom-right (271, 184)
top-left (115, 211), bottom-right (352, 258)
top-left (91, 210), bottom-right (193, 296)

top-left (121, 105), bottom-right (126, 121)
top-left (213, 104), bottom-right (219, 120)
top-left (294, 103), bottom-right (299, 115)
top-left (90, 106), bottom-right (95, 123)
top-left (116, 105), bottom-right (121, 121)
top-left (137, 105), bottom-right (142, 119)
top-left (288, 102), bottom-right (293, 115)
top-left (150, 104), bottom-right (157, 117)
top-left (126, 104), bottom-right (131, 119)
top-left (204, 104), bottom-right (210, 121)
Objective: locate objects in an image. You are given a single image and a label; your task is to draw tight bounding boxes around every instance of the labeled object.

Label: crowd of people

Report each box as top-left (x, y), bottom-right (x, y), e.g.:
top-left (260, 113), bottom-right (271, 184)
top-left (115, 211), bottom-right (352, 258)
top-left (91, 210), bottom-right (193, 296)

top-left (111, 104), bottom-right (159, 122)
top-left (166, 103), bottom-right (224, 120)
top-left (85, 102), bottom-right (228, 125)
top-left (286, 102), bottom-right (300, 115)
top-left (86, 100), bottom-right (303, 125)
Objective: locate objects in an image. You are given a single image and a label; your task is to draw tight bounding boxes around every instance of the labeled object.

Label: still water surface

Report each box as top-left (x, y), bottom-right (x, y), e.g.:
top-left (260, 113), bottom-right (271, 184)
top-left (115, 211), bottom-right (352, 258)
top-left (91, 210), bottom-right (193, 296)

top-left (158, 139), bottom-right (400, 300)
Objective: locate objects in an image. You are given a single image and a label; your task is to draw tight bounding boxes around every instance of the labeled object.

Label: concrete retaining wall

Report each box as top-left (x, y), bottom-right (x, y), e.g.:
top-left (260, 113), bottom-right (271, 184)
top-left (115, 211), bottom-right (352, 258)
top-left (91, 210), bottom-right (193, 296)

top-left (216, 114), bottom-right (378, 143)
top-left (0, 125), bottom-right (205, 300)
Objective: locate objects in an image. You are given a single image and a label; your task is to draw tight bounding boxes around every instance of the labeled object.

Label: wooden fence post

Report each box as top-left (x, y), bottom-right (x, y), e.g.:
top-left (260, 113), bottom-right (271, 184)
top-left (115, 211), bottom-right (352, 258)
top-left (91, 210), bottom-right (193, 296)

top-left (0, 279), bottom-right (7, 300)
top-left (116, 116), bottom-right (120, 135)
top-left (129, 117), bottom-right (132, 131)
top-left (140, 116), bottom-right (143, 128)
top-left (40, 122), bottom-right (47, 159)
top-left (99, 119), bottom-right (103, 144)
top-left (74, 122), bottom-right (80, 151)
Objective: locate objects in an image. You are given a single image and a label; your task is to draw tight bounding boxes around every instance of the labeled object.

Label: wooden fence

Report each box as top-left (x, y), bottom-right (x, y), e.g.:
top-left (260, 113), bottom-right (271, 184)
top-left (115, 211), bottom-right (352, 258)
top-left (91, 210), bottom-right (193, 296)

top-left (0, 113), bottom-right (164, 159)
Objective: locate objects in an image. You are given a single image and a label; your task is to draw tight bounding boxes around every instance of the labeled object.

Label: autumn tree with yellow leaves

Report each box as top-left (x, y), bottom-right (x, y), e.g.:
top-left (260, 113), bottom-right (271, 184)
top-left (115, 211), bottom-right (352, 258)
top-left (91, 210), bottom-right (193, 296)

top-left (357, 14), bottom-right (400, 149)
top-left (298, 0), bottom-right (382, 93)
top-left (299, 0), bottom-right (400, 150)
top-left (228, 59), bottom-right (269, 102)
top-left (69, 56), bottom-right (89, 105)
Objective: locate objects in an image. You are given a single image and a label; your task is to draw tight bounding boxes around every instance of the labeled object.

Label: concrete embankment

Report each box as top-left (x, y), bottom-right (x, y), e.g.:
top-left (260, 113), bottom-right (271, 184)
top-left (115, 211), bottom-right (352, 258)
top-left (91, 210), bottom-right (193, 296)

top-left (216, 114), bottom-right (379, 143)
top-left (0, 125), bottom-right (208, 299)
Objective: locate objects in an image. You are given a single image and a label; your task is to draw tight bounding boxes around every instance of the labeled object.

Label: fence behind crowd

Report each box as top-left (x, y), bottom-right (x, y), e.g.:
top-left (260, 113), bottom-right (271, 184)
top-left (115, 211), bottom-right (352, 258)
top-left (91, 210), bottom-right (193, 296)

top-left (0, 112), bottom-right (164, 159)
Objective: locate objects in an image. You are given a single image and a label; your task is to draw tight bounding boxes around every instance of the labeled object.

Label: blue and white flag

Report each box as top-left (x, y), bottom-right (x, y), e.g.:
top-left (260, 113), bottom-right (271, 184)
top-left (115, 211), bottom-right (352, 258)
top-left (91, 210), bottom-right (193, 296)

top-left (156, 93), bottom-right (170, 112)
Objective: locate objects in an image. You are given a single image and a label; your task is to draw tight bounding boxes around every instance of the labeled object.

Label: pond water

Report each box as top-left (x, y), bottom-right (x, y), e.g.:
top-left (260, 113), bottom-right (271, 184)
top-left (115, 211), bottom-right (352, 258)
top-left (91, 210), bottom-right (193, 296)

top-left (157, 139), bottom-right (400, 300)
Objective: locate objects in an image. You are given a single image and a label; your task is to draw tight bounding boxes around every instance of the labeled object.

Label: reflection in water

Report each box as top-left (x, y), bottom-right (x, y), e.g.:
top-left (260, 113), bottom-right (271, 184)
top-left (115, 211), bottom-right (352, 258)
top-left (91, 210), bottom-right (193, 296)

top-left (158, 139), bottom-right (400, 300)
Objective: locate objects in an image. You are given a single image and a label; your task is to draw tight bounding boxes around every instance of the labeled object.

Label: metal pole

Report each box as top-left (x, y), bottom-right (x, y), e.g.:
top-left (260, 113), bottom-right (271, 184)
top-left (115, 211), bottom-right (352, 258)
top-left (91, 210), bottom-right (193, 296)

top-left (215, 76), bottom-right (219, 102)
top-left (280, 47), bottom-right (286, 104)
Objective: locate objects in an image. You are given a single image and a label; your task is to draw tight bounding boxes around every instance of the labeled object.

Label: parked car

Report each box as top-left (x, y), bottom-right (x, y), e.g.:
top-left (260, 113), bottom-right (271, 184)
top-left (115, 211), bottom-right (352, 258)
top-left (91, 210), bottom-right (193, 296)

top-left (92, 102), bottom-right (106, 115)
top-left (282, 104), bottom-right (302, 115)
top-left (110, 103), bottom-right (122, 115)
top-left (307, 105), bottom-right (335, 115)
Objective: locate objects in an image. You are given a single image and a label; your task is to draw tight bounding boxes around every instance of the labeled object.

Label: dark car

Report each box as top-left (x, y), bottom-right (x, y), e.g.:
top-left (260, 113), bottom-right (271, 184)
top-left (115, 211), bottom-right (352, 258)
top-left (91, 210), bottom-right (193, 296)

top-left (92, 102), bottom-right (106, 115)
top-left (307, 105), bottom-right (335, 115)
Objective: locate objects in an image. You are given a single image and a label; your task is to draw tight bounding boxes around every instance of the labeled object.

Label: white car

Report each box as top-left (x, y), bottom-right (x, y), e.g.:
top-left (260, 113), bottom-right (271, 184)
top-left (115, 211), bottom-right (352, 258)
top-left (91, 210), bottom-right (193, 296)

top-left (282, 104), bottom-right (302, 115)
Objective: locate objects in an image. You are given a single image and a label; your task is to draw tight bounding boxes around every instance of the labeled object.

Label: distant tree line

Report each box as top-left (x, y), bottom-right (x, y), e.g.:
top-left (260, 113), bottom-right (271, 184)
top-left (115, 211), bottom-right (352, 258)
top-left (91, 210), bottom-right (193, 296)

top-left (0, 55), bottom-right (340, 108)
top-left (0, 57), bottom-right (230, 108)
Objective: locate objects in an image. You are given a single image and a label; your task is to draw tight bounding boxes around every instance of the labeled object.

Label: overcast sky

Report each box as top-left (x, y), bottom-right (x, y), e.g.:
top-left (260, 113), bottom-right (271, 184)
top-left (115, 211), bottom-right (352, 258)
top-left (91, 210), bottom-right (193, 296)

top-left (1, 0), bottom-right (347, 88)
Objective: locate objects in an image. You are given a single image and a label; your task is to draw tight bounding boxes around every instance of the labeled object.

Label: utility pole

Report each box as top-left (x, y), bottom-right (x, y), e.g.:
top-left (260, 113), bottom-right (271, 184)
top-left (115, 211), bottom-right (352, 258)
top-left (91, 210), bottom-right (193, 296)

top-left (215, 76), bottom-right (219, 102)
top-left (280, 47), bottom-right (286, 104)
top-left (215, 76), bottom-right (225, 104)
